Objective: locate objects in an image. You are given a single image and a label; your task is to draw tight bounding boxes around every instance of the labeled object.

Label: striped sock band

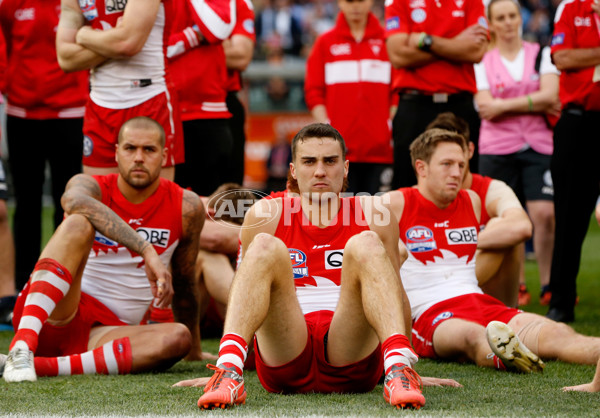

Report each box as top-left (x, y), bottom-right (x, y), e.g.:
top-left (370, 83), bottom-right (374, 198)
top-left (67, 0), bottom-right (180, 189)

top-left (382, 333), bottom-right (419, 374)
top-left (216, 333), bottom-right (248, 375)
top-left (11, 259), bottom-right (73, 352)
top-left (35, 337), bottom-right (133, 377)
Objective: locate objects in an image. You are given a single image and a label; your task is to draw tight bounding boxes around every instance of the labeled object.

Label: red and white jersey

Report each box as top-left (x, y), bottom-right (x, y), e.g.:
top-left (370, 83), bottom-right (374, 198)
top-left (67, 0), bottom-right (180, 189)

top-left (0, 0), bottom-right (87, 119)
top-left (168, 0), bottom-right (236, 120)
top-left (81, 174), bottom-right (184, 325)
top-left (469, 173), bottom-right (492, 228)
top-left (384, 0), bottom-right (487, 94)
top-left (80, 0), bottom-right (173, 109)
top-left (398, 188), bottom-right (482, 320)
top-left (305, 13), bottom-right (393, 164)
top-left (274, 196), bottom-right (370, 315)
top-left (225, 0), bottom-right (255, 92)
top-left (551, 0), bottom-right (600, 110)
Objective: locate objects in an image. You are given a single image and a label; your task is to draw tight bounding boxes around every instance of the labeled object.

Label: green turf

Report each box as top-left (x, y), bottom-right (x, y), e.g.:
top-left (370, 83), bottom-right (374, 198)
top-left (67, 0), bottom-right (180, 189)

top-left (2, 214), bottom-right (600, 416)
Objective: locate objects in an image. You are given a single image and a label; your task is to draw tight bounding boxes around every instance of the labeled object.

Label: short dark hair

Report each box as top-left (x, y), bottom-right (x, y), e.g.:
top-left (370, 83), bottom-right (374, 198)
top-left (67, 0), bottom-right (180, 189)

top-left (291, 123), bottom-right (347, 161)
top-left (118, 116), bottom-right (165, 147)
top-left (426, 112), bottom-right (470, 142)
top-left (409, 128), bottom-right (468, 169)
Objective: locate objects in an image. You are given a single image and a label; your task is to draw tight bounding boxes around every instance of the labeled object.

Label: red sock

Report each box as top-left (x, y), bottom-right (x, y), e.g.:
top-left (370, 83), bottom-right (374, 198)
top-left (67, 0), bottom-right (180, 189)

top-left (382, 333), bottom-right (419, 374)
top-left (35, 337), bottom-right (132, 376)
top-left (11, 259), bottom-right (73, 352)
top-left (490, 353), bottom-right (507, 370)
top-left (216, 333), bottom-right (248, 375)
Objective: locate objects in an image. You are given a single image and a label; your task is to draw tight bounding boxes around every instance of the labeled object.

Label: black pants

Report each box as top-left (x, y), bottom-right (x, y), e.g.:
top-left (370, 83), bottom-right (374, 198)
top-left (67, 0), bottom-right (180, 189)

top-left (548, 108), bottom-right (600, 312)
top-left (347, 163), bottom-right (393, 195)
top-left (226, 91), bottom-right (246, 185)
top-left (391, 94), bottom-right (480, 189)
top-left (175, 118), bottom-right (234, 196)
top-left (7, 116), bottom-right (83, 290)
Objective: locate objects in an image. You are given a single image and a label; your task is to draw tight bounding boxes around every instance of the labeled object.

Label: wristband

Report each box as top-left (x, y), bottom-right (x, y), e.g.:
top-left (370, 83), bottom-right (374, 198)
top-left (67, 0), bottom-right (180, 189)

top-left (527, 95), bottom-right (533, 112)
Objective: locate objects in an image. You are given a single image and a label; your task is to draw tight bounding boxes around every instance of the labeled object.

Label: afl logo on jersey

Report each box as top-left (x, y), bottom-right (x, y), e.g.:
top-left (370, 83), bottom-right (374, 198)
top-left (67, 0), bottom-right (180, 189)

top-left (94, 231), bottom-right (118, 247)
top-left (289, 249), bottom-right (308, 279)
top-left (406, 226), bottom-right (436, 252)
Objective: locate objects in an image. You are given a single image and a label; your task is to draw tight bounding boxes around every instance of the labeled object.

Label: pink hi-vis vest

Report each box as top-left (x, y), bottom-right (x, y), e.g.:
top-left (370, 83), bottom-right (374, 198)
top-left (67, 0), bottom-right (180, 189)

top-left (479, 42), bottom-right (553, 156)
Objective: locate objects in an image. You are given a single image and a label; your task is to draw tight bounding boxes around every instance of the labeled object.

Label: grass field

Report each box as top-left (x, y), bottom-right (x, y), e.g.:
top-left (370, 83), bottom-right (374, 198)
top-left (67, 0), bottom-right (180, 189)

top-left (2, 211), bottom-right (600, 416)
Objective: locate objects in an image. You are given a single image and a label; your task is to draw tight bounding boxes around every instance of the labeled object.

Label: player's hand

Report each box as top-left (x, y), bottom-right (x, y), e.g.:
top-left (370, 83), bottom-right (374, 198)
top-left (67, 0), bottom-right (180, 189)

top-left (421, 376), bottom-right (463, 387)
top-left (143, 246), bottom-right (173, 308)
top-left (562, 383), bottom-right (599, 392)
top-left (477, 99), bottom-right (505, 120)
top-left (184, 349), bottom-right (218, 362)
top-left (455, 24), bottom-right (488, 45)
top-left (592, 0), bottom-right (600, 16)
top-left (172, 377), bottom-right (210, 388)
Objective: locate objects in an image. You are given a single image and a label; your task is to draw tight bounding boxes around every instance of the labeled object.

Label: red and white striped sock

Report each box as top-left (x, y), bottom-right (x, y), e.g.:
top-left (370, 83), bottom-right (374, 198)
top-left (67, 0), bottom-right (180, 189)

top-left (10, 259), bottom-right (73, 352)
top-left (34, 337), bottom-right (133, 377)
top-left (382, 333), bottom-right (419, 374)
top-left (215, 333), bottom-right (248, 375)
top-left (488, 353), bottom-right (507, 370)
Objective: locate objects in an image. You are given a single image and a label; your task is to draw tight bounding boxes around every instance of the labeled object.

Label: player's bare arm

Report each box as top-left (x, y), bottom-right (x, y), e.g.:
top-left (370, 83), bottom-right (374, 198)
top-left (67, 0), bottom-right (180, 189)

top-left (552, 47), bottom-right (600, 71)
top-left (61, 174), bottom-right (172, 302)
top-left (477, 181), bottom-right (532, 250)
top-left (171, 190), bottom-right (207, 361)
top-left (75, 0), bottom-right (161, 58)
top-left (415, 24), bottom-right (488, 64)
top-left (56, 0), bottom-right (107, 72)
top-left (224, 34), bottom-right (254, 71)
top-left (386, 32), bottom-right (436, 68)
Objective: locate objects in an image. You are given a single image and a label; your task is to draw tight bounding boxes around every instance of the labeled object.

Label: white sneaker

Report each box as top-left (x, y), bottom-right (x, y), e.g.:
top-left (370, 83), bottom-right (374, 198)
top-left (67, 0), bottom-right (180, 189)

top-left (486, 321), bottom-right (544, 373)
top-left (3, 340), bottom-right (37, 382)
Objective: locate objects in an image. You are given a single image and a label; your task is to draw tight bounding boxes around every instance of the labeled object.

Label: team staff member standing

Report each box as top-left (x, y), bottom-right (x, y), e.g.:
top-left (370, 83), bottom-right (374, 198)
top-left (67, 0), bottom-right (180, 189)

top-left (167, 0), bottom-right (237, 196)
top-left (0, 0), bottom-right (88, 291)
top-left (546, 0), bottom-right (600, 323)
top-left (384, 0), bottom-right (488, 188)
top-left (56, 0), bottom-right (183, 180)
top-left (305, 0), bottom-right (393, 194)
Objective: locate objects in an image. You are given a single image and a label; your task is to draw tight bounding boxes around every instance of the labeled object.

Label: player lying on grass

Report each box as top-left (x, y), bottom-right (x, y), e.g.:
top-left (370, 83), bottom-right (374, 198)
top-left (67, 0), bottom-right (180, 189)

top-left (386, 128), bottom-right (600, 375)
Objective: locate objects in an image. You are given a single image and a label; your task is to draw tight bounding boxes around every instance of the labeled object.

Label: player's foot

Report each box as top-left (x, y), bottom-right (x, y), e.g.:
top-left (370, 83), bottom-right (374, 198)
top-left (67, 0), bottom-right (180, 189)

top-left (539, 285), bottom-right (552, 306)
top-left (486, 321), bottom-right (544, 373)
top-left (383, 364), bottom-right (426, 409)
top-left (197, 364), bottom-right (246, 409)
top-left (3, 341), bottom-right (37, 382)
top-left (518, 284), bottom-right (531, 306)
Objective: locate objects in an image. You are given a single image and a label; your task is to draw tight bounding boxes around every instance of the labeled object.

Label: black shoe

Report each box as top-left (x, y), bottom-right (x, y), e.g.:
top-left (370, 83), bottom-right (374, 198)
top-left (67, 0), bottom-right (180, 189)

top-left (0, 295), bottom-right (16, 325)
top-left (546, 307), bottom-right (574, 323)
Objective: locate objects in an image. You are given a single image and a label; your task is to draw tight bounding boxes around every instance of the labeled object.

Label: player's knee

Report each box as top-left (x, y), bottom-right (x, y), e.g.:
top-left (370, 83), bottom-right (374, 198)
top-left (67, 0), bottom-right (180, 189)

top-left (59, 214), bottom-right (95, 243)
top-left (164, 323), bottom-right (192, 358)
top-left (246, 233), bottom-right (287, 261)
top-left (345, 231), bottom-right (385, 263)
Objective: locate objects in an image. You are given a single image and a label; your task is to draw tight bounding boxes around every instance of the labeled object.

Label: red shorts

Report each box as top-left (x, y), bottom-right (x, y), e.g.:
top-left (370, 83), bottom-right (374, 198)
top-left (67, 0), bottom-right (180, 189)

top-left (254, 310), bottom-right (383, 394)
top-left (13, 285), bottom-right (126, 357)
top-left (412, 293), bottom-right (521, 358)
top-left (82, 92), bottom-right (184, 168)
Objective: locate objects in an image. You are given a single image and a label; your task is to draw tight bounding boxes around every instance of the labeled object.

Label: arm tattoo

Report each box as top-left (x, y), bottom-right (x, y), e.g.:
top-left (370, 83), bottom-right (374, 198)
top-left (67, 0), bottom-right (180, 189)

top-left (61, 174), bottom-right (150, 255)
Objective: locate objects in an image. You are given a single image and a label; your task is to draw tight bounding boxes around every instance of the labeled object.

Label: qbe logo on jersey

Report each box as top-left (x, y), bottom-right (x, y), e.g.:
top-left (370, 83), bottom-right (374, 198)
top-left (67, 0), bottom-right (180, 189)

top-left (325, 249), bottom-right (344, 270)
top-left (406, 226), bottom-right (436, 252)
top-left (445, 227), bottom-right (478, 245)
top-left (137, 227), bottom-right (171, 248)
top-left (289, 249), bottom-right (308, 278)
